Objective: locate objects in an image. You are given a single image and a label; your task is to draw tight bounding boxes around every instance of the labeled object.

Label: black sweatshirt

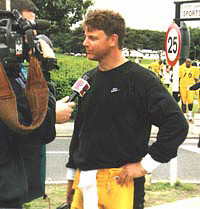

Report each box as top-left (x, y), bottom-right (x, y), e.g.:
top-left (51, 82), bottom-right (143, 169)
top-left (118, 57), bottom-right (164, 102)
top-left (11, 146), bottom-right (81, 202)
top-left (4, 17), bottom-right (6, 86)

top-left (67, 61), bottom-right (188, 171)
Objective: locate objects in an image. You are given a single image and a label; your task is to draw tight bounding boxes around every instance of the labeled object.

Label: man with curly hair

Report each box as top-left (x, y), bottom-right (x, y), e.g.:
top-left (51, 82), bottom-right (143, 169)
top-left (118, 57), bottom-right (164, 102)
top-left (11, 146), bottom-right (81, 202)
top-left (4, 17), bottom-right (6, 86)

top-left (66, 9), bottom-right (188, 209)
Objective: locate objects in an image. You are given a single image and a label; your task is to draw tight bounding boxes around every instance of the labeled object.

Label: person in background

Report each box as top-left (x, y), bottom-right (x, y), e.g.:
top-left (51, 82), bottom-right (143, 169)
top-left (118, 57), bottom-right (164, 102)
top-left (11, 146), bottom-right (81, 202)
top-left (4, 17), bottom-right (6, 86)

top-left (66, 9), bottom-right (188, 209)
top-left (191, 61), bottom-right (200, 113)
top-left (149, 59), bottom-right (163, 78)
top-left (0, 0), bottom-right (56, 208)
top-left (163, 64), bottom-right (173, 89)
top-left (179, 58), bottom-right (199, 121)
top-left (189, 81), bottom-right (200, 148)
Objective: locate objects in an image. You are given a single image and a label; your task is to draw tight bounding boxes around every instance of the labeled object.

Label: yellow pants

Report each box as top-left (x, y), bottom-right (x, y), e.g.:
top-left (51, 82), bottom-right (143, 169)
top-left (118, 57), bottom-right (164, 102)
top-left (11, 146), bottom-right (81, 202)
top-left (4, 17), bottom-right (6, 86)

top-left (71, 168), bottom-right (134, 209)
top-left (180, 87), bottom-right (195, 104)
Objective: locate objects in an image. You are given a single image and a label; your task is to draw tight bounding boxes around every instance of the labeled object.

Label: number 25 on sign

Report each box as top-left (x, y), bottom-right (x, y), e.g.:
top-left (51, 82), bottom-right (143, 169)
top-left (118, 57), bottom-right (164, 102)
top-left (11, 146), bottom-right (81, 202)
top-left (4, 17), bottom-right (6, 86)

top-left (165, 22), bottom-right (181, 66)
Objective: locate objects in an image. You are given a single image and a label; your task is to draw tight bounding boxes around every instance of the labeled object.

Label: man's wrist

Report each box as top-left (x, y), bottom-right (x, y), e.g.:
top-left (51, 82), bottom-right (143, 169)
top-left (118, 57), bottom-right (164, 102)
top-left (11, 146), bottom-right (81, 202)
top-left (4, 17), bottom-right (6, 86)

top-left (66, 168), bottom-right (76, 180)
top-left (141, 154), bottom-right (161, 173)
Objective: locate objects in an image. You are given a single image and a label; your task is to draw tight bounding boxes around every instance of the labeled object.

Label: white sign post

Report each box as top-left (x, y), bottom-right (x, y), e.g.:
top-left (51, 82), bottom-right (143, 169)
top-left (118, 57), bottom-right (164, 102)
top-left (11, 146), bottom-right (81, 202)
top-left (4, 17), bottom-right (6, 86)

top-left (165, 22), bottom-right (182, 102)
top-left (6, 0), bottom-right (11, 11)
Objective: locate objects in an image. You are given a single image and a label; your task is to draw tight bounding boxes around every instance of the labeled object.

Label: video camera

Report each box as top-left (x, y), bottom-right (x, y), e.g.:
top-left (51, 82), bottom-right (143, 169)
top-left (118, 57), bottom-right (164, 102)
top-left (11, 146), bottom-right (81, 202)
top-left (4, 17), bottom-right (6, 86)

top-left (0, 9), bottom-right (59, 72)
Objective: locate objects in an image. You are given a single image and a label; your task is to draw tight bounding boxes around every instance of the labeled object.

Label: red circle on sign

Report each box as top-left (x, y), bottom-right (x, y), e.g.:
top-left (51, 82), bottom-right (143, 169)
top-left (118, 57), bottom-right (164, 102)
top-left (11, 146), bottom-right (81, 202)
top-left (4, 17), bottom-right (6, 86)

top-left (165, 22), bottom-right (181, 66)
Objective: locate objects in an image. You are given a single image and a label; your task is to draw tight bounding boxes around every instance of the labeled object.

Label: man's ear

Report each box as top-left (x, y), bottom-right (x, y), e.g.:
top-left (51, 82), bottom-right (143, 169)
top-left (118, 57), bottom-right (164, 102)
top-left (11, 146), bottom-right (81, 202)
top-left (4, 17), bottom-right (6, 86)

top-left (110, 34), bottom-right (119, 48)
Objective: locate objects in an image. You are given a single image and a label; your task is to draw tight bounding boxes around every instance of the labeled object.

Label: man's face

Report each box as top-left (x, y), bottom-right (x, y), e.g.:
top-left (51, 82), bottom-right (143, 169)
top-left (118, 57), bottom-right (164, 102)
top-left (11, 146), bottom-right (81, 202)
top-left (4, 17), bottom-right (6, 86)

top-left (186, 60), bottom-right (191, 68)
top-left (83, 26), bottom-right (113, 61)
top-left (21, 10), bottom-right (37, 36)
top-left (21, 10), bottom-right (35, 21)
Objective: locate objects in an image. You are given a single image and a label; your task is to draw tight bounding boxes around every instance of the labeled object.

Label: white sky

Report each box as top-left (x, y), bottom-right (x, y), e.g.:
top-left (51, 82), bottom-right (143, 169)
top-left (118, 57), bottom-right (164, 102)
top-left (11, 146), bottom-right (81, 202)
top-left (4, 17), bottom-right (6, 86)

top-left (89, 0), bottom-right (200, 31)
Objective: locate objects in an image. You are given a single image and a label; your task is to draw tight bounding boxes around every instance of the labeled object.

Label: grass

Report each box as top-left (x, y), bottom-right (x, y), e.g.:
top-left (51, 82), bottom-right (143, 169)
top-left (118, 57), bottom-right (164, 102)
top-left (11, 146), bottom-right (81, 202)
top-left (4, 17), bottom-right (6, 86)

top-left (23, 182), bottom-right (200, 209)
top-left (145, 182), bottom-right (200, 207)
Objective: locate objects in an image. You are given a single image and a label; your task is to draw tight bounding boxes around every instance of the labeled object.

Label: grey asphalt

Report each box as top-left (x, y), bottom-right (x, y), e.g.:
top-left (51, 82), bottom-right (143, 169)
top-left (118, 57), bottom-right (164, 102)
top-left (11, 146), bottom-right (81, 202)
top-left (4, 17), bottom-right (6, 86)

top-left (51, 120), bottom-right (200, 209)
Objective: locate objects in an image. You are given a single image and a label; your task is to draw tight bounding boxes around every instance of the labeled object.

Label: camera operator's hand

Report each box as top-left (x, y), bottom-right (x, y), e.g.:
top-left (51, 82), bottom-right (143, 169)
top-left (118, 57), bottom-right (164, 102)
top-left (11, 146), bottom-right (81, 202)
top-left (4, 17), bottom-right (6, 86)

top-left (37, 38), bottom-right (59, 72)
top-left (38, 39), bottom-right (55, 58)
top-left (56, 96), bottom-right (75, 124)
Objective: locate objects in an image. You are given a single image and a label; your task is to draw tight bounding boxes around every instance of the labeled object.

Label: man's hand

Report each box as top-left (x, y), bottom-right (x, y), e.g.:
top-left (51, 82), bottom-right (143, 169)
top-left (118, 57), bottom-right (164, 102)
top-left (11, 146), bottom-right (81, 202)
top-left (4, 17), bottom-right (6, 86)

top-left (56, 96), bottom-right (75, 124)
top-left (66, 180), bottom-right (75, 205)
top-left (38, 39), bottom-right (55, 58)
top-left (117, 162), bottom-right (147, 187)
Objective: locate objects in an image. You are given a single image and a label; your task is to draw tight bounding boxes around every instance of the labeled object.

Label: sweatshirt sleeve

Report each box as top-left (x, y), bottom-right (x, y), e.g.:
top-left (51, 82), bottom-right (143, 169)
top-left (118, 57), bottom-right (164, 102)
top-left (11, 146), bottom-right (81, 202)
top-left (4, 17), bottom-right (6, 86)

top-left (33, 80), bottom-right (56, 144)
top-left (141, 71), bottom-right (189, 163)
top-left (66, 99), bottom-right (82, 169)
top-left (189, 82), bottom-right (200, 91)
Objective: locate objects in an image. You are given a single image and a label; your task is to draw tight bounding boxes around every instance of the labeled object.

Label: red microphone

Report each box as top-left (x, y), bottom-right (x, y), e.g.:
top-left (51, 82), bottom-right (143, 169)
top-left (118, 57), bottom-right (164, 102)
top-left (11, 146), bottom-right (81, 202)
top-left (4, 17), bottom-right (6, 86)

top-left (67, 75), bottom-right (90, 102)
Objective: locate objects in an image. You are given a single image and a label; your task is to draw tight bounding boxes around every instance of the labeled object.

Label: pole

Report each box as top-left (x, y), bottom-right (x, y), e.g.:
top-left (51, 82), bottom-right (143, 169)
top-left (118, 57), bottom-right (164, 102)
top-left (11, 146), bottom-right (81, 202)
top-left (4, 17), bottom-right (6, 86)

top-left (172, 2), bottom-right (181, 102)
top-left (170, 157), bottom-right (178, 186)
top-left (6, 0), bottom-right (11, 11)
top-left (172, 61), bottom-right (180, 101)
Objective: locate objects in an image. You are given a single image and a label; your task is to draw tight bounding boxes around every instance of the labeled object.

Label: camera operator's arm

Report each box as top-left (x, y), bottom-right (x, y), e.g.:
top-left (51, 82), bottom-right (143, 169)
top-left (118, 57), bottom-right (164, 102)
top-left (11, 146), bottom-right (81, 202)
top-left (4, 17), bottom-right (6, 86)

top-left (32, 79), bottom-right (56, 144)
top-left (38, 39), bottom-right (75, 123)
top-left (8, 74), bottom-right (56, 143)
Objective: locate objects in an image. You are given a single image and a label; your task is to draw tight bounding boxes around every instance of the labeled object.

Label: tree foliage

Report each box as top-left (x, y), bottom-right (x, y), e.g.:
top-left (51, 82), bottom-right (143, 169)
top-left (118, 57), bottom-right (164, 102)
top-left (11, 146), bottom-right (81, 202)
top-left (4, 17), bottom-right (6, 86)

top-left (33, 0), bottom-right (93, 35)
top-left (61, 26), bottom-right (200, 60)
top-left (190, 27), bottom-right (200, 60)
top-left (31, 0), bottom-right (200, 60)
top-left (124, 28), bottom-right (165, 51)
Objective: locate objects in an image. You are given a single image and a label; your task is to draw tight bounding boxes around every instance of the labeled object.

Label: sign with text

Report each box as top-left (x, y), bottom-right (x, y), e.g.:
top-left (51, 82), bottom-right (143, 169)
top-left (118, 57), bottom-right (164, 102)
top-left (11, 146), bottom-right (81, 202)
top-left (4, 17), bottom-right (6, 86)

top-left (180, 2), bottom-right (200, 19)
top-left (165, 22), bottom-right (181, 66)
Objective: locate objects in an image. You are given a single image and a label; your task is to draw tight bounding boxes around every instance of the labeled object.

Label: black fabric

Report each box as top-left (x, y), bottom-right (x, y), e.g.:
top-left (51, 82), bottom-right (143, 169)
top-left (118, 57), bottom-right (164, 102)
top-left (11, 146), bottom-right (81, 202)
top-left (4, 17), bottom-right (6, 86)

top-left (0, 198), bottom-right (22, 208)
top-left (67, 61), bottom-right (188, 170)
top-left (134, 177), bottom-right (145, 209)
top-left (0, 57), bottom-right (49, 134)
top-left (0, 75), bottom-right (56, 205)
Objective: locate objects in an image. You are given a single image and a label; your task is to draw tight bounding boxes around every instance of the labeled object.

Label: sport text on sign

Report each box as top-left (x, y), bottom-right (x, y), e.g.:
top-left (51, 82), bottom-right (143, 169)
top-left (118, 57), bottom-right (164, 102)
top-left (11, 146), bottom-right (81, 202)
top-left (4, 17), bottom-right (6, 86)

top-left (181, 2), bottom-right (200, 19)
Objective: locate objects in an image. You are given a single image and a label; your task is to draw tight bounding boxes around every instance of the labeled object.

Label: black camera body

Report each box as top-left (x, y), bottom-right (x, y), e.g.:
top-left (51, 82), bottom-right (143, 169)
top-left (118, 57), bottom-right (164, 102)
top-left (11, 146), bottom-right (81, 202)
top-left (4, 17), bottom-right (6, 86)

top-left (0, 15), bottom-right (24, 69)
top-left (0, 9), bottom-right (59, 72)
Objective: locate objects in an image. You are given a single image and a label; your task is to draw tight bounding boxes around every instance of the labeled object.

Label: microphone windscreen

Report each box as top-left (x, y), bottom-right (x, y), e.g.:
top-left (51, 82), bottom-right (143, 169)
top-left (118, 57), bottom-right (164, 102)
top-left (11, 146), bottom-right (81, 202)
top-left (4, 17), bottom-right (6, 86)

top-left (72, 78), bottom-right (90, 97)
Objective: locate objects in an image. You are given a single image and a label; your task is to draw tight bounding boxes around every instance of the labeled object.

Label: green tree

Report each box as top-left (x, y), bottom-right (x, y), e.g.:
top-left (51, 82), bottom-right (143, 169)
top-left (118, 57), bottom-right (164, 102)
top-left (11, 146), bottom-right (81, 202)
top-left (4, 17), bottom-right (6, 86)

top-left (68, 27), bottom-right (85, 54)
top-left (190, 27), bottom-right (200, 60)
top-left (124, 28), bottom-right (165, 51)
top-left (33, 0), bottom-right (93, 35)
top-left (51, 26), bottom-right (85, 54)
top-left (124, 28), bottom-right (142, 50)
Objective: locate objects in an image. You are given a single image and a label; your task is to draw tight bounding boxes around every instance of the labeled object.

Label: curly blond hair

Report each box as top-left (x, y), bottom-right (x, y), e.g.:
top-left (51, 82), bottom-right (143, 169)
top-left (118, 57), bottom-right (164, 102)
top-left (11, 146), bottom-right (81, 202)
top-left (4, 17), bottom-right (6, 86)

top-left (84, 9), bottom-right (126, 49)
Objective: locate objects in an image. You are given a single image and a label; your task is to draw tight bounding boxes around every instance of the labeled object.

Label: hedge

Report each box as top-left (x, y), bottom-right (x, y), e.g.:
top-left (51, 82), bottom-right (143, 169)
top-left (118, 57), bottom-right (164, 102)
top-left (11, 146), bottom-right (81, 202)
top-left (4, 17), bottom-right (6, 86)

top-left (51, 54), bottom-right (97, 100)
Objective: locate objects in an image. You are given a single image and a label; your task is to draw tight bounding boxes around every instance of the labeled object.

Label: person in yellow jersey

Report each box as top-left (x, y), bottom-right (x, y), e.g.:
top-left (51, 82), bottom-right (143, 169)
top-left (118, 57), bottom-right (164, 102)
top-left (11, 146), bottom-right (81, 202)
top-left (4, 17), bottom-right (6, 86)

top-left (179, 59), bottom-right (199, 121)
top-left (149, 60), bottom-right (163, 78)
top-left (194, 61), bottom-right (200, 113)
top-left (191, 61), bottom-right (200, 113)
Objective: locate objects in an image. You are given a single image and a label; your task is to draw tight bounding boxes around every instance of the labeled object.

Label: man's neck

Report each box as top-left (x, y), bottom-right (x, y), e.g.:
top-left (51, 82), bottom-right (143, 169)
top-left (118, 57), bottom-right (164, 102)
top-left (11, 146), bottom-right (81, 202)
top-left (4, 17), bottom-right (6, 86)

top-left (98, 51), bottom-right (128, 71)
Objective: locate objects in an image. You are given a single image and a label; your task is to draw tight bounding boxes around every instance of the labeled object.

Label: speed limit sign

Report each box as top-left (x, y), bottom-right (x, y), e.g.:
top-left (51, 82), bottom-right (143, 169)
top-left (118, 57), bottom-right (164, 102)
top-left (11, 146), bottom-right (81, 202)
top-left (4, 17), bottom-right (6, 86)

top-left (165, 22), bottom-right (181, 66)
